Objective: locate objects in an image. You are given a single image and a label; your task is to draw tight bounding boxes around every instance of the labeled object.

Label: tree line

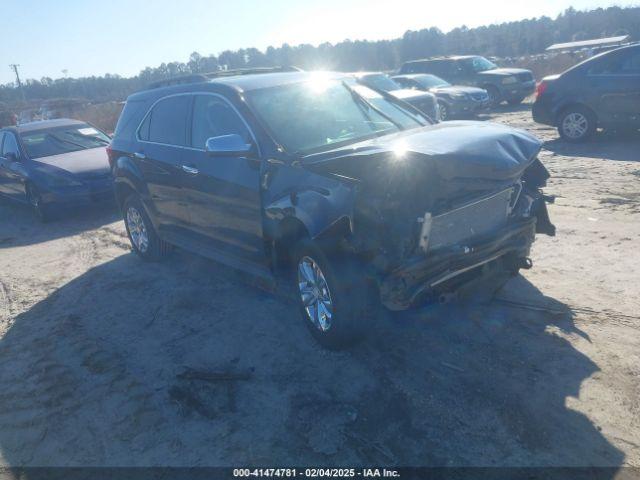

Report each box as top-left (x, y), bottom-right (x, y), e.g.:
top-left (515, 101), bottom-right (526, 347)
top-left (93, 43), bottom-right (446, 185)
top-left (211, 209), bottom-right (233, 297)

top-left (1, 5), bottom-right (638, 106)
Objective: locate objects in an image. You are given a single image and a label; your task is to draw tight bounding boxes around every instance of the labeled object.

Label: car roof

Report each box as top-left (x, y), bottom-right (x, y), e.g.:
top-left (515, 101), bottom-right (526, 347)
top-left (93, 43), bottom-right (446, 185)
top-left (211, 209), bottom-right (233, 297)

top-left (350, 72), bottom-right (387, 78)
top-left (393, 73), bottom-right (439, 79)
top-left (129, 71), bottom-right (349, 101)
top-left (404, 55), bottom-right (477, 64)
top-left (9, 118), bottom-right (87, 134)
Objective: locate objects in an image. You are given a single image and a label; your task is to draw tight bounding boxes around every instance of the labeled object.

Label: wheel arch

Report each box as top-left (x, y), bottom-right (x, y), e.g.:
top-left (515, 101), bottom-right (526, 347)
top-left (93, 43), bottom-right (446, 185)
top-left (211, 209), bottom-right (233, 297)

top-left (114, 179), bottom-right (137, 211)
top-left (556, 102), bottom-right (598, 126)
top-left (272, 217), bottom-right (310, 273)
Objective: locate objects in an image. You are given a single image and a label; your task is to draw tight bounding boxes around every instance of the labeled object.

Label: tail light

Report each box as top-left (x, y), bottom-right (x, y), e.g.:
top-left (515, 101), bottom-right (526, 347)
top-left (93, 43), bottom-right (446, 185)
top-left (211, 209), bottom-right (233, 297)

top-left (535, 81), bottom-right (548, 99)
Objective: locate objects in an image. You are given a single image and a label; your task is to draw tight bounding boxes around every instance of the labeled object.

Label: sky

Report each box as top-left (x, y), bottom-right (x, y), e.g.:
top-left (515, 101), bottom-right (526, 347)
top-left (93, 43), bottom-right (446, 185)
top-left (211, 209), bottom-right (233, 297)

top-left (1, 0), bottom-right (636, 85)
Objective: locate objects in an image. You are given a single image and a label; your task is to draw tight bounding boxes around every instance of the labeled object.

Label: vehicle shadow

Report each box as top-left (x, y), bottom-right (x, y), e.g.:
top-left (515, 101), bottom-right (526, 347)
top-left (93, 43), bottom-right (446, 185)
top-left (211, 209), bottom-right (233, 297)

top-left (0, 198), bottom-right (119, 248)
top-left (0, 251), bottom-right (625, 472)
top-left (543, 130), bottom-right (640, 162)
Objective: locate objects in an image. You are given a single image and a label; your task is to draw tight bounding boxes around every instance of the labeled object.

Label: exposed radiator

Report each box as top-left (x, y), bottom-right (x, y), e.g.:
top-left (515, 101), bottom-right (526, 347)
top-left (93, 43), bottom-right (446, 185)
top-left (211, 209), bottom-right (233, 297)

top-left (420, 187), bottom-right (516, 252)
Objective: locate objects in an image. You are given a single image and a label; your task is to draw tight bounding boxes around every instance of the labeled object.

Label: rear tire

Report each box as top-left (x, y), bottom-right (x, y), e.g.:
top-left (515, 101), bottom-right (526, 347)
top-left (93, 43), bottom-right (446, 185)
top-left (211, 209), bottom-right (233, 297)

top-left (292, 239), bottom-right (372, 350)
top-left (558, 106), bottom-right (596, 142)
top-left (123, 195), bottom-right (172, 261)
top-left (485, 85), bottom-right (501, 107)
top-left (438, 101), bottom-right (450, 121)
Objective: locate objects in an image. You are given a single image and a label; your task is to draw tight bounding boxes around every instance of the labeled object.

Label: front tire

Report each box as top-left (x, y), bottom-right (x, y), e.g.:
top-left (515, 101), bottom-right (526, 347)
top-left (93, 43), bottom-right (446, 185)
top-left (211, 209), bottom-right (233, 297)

top-left (438, 101), bottom-right (450, 121)
top-left (558, 106), bottom-right (596, 142)
top-left (485, 85), bottom-right (501, 107)
top-left (26, 184), bottom-right (52, 222)
top-left (123, 195), bottom-right (172, 261)
top-left (293, 239), bottom-right (371, 350)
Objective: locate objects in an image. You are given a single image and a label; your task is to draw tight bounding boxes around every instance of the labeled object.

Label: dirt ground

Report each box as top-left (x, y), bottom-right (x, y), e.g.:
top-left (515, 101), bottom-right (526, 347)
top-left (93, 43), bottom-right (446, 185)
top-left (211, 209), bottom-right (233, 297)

top-left (0, 105), bottom-right (639, 473)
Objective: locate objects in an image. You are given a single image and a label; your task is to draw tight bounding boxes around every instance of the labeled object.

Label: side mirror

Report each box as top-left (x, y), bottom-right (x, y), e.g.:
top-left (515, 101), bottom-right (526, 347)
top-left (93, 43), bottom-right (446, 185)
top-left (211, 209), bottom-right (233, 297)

top-left (205, 134), bottom-right (252, 157)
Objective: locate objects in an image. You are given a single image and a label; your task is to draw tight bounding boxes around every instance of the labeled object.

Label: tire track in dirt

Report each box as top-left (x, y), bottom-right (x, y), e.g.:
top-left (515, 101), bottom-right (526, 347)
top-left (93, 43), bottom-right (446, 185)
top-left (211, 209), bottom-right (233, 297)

top-left (0, 308), bottom-right (171, 464)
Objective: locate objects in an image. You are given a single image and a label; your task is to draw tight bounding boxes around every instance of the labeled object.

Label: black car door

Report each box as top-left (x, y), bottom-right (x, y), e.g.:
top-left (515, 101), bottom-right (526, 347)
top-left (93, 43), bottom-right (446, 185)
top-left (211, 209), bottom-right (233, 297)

top-left (136, 95), bottom-right (192, 230)
top-left (180, 94), bottom-right (265, 265)
top-left (0, 132), bottom-right (26, 200)
top-left (587, 48), bottom-right (640, 126)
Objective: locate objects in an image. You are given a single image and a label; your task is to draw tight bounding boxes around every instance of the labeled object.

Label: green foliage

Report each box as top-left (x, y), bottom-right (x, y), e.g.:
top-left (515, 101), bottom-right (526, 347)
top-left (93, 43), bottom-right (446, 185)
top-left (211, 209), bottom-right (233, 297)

top-left (1, 5), bottom-right (638, 106)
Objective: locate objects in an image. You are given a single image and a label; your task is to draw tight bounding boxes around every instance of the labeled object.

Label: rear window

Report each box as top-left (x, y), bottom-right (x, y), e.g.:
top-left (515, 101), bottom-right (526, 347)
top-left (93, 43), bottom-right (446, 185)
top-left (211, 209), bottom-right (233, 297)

top-left (21, 125), bottom-right (110, 159)
top-left (140, 95), bottom-right (191, 146)
top-left (113, 99), bottom-right (147, 139)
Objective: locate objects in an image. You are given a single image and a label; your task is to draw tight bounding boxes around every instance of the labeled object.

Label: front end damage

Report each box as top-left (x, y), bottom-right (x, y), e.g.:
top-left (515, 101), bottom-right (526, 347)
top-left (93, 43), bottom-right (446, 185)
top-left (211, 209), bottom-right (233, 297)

top-left (360, 173), bottom-right (553, 310)
top-left (303, 121), bottom-right (555, 310)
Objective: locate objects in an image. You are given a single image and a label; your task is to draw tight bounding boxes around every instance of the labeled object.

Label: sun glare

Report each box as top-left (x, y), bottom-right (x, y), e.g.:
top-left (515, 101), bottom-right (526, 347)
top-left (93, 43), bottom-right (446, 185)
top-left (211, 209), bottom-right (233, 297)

top-left (307, 71), bottom-right (332, 93)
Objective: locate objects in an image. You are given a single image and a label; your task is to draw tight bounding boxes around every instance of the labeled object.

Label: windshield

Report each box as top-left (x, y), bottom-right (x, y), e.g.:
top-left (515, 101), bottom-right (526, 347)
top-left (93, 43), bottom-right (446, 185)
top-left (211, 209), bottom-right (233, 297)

top-left (464, 56), bottom-right (498, 72)
top-left (359, 74), bottom-right (401, 92)
top-left (414, 74), bottom-right (450, 88)
top-left (246, 78), bottom-right (424, 154)
top-left (21, 124), bottom-right (110, 159)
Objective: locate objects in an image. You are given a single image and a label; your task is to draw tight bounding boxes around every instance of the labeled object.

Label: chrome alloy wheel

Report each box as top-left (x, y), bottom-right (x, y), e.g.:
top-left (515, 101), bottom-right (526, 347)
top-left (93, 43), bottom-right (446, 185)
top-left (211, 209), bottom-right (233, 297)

top-left (438, 102), bottom-right (449, 121)
top-left (126, 206), bottom-right (149, 253)
top-left (562, 112), bottom-right (589, 139)
top-left (297, 256), bottom-right (333, 332)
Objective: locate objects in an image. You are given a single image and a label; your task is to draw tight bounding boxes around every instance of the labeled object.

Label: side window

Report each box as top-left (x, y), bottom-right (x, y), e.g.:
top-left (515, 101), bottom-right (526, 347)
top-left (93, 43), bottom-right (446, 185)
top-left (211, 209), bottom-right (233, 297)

top-left (2, 133), bottom-right (19, 157)
top-left (405, 63), bottom-right (425, 74)
top-left (191, 95), bottom-right (251, 149)
top-left (138, 113), bottom-right (151, 141)
top-left (146, 95), bottom-right (191, 146)
top-left (588, 51), bottom-right (640, 75)
top-left (426, 62), bottom-right (442, 76)
top-left (620, 51), bottom-right (640, 74)
top-left (417, 62), bottom-right (431, 74)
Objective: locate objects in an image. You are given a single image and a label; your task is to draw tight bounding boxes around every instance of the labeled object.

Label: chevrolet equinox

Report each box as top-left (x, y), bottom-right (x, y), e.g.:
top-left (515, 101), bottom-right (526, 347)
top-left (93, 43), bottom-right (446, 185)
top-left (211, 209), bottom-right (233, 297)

top-left (109, 69), bottom-right (555, 349)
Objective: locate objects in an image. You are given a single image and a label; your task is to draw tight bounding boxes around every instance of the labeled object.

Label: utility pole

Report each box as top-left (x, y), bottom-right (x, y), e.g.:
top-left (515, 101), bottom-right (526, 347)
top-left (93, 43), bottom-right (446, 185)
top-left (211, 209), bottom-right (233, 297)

top-left (9, 64), bottom-right (26, 102)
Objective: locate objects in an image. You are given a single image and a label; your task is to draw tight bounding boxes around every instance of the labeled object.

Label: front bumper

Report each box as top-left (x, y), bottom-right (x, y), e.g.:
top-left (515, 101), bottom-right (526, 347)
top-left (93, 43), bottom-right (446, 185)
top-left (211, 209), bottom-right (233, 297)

top-left (501, 80), bottom-right (536, 101)
top-left (378, 219), bottom-right (536, 310)
top-left (449, 98), bottom-right (491, 115)
top-left (41, 178), bottom-right (115, 206)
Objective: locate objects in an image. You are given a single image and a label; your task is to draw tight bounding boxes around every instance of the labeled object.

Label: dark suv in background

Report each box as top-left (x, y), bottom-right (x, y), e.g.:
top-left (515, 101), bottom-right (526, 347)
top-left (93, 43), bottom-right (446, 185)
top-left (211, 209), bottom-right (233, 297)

top-left (392, 73), bottom-right (490, 120)
top-left (109, 69), bottom-right (554, 349)
top-left (533, 44), bottom-right (640, 142)
top-left (352, 72), bottom-right (440, 121)
top-left (399, 56), bottom-right (535, 106)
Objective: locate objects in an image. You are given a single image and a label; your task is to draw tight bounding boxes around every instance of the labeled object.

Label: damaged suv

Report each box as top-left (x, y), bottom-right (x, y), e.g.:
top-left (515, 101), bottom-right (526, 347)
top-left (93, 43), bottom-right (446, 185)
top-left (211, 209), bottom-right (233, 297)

top-left (109, 69), bottom-right (555, 349)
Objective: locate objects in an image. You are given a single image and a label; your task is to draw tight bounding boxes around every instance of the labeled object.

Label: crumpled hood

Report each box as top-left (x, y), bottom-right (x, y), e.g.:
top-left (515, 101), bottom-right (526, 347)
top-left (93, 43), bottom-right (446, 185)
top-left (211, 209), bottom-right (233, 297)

top-left (479, 67), bottom-right (532, 78)
top-left (303, 121), bottom-right (542, 183)
top-left (31, 147), bottom-right (110, 177)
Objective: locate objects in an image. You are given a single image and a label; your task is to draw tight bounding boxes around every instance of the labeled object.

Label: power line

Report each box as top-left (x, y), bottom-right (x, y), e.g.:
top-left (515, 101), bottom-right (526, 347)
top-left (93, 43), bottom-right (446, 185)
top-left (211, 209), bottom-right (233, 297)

top-left (9, 64), bottom-right (26, 101)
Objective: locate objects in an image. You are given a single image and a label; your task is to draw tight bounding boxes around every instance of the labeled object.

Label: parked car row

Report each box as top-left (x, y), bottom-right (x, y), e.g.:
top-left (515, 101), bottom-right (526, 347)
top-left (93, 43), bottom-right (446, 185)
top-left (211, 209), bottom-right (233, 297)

top-left (12, 46), bottom-right (638, 348)
top-left (398, 55), bottom-right (536, 106)
top-left (3, 44), bottom-right (636, 350)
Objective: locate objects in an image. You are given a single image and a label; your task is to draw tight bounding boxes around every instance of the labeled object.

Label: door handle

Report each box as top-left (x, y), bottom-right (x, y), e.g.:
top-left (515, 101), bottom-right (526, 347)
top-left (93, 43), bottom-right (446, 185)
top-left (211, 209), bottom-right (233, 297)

top-left (133, 152), bottom-right (146, 160)
top-left (182, 165), bottom-right (199, 175)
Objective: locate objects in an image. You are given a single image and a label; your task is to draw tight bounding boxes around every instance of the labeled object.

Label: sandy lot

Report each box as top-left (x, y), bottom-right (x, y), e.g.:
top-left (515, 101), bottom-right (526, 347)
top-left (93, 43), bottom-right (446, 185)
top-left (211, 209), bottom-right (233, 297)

top-left (0, 106), bottom-right (639, 473)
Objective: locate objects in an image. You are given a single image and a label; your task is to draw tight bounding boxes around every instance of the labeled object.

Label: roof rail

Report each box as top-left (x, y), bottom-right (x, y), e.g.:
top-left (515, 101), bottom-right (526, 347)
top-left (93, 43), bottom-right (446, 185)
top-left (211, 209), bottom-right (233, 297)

top-left (146, 66), bottom-right (303, 90)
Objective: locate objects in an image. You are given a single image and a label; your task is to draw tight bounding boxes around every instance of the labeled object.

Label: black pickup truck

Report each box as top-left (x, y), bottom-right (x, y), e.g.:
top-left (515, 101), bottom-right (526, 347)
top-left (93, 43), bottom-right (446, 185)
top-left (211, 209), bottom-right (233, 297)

top-left (109, 69), bottom-right (554, 349)
top-left (399, 56), bottom-right (536, 106)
